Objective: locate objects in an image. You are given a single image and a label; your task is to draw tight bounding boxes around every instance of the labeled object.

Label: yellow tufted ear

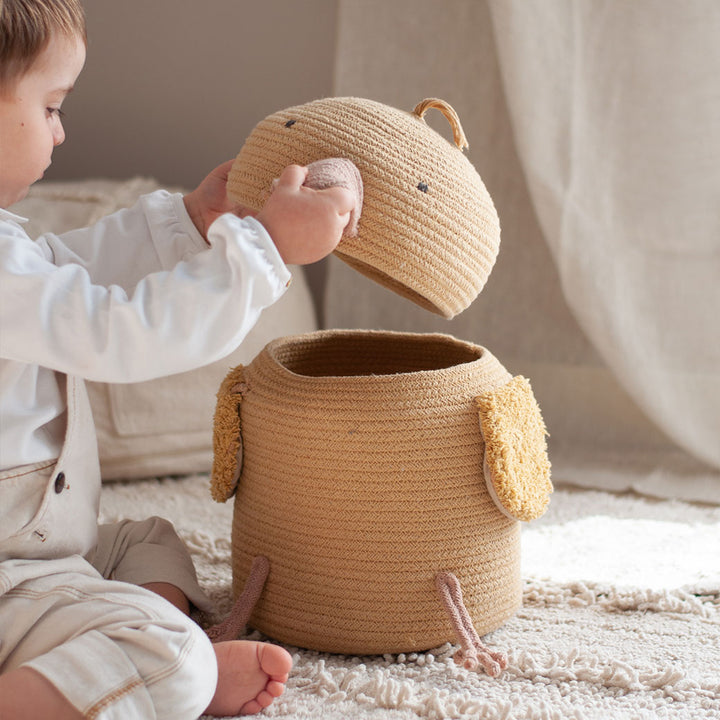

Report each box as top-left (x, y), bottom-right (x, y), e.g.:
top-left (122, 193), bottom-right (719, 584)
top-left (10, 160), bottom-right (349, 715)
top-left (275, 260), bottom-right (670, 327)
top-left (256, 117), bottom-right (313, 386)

top-left (476, 376), bottom-right (552, 521)
top-left (210, 365), bottom-right (248, 503)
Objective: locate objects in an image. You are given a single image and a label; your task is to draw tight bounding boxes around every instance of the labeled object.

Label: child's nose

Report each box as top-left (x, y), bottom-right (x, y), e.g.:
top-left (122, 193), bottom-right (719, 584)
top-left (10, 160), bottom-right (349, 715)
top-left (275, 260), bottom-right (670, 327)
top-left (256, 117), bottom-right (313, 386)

top-left (53, 123), bottom-right (66, 146)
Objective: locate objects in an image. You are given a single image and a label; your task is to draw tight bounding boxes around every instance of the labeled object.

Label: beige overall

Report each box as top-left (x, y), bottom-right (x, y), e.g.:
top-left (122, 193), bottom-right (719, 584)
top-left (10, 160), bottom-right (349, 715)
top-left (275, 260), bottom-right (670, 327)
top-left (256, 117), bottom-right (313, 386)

top-left (0, 375), bottom-right (217, 720)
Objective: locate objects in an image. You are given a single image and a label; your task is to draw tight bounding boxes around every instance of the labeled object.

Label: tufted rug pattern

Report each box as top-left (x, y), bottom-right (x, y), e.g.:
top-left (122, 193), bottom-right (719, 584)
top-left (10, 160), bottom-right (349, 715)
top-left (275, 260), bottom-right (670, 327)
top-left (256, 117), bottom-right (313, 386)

top-left (100, 477), bottom-right (720, 720)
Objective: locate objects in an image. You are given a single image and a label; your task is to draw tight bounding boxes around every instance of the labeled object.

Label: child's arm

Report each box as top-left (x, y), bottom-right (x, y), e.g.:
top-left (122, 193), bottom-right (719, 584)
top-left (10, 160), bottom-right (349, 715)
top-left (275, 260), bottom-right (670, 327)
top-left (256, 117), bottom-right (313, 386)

top-left (41, 191), bottom-right (211, 292)
top-left (1, 161), bottom-right (352, 384)
top-left (47, 161), bottom-right (353, 290)
top-left (0, 209), bottom-right (289, 383)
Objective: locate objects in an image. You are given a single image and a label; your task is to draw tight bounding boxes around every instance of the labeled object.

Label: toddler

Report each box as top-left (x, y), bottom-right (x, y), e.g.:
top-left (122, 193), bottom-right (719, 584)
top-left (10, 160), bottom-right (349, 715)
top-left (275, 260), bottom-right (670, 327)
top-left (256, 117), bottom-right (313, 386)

top-left (0, 1), bottom-right (354, 718)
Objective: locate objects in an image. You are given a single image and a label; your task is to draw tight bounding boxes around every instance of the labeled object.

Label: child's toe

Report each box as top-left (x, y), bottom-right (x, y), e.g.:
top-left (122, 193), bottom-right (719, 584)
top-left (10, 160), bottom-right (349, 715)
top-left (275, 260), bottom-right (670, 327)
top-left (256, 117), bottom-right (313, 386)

top-left (257, 643), bottom-right (293, 678)
top-left (266, 679), bottom-right (286, 698)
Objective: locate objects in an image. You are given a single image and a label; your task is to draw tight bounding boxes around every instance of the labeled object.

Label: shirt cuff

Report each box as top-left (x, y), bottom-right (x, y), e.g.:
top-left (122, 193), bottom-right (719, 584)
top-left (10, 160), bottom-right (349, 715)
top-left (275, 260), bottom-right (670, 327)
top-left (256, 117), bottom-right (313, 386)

top-left (169, 192), bottom-right (210, 252)
top-left (139, 191), bottom-right (209, 270)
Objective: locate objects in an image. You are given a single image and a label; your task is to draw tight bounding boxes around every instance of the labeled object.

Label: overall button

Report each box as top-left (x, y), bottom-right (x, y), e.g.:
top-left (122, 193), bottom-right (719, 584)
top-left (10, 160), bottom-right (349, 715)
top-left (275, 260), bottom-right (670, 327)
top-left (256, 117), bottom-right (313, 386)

top-left (54, 472), bottom-right (66, 493)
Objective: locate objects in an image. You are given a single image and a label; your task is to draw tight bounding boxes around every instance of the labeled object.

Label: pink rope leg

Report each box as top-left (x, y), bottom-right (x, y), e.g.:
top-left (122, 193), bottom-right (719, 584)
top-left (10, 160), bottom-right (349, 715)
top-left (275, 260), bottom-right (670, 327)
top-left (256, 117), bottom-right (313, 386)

top-left (435, 572), bottom-right (508, 677)
top-left (206, 556), bottom-right (270, 643)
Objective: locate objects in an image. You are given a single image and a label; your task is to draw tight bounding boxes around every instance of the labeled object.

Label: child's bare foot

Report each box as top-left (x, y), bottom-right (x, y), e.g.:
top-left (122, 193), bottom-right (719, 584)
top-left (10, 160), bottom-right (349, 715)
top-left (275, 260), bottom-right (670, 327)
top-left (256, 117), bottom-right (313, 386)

top-left (205, 640), bottom-right (292, 716)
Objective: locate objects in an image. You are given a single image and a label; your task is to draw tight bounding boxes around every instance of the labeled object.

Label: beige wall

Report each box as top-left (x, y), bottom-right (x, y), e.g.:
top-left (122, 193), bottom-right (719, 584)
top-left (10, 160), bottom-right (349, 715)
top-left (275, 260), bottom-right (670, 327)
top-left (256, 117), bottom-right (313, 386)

top-left (48, 0), bottom-right (338, 189)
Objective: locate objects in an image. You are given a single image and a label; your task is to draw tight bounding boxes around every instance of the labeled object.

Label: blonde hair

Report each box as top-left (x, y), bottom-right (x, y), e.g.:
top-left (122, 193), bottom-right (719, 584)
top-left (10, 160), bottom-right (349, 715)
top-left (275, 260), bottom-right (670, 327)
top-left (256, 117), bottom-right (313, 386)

top-left (0, 0), bottom-right (86, 93)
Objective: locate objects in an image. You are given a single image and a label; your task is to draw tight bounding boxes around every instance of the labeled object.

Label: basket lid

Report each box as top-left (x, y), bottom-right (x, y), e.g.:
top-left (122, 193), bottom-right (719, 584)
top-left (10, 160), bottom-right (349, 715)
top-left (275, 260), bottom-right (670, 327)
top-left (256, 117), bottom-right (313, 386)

top-left (227, 97), bottom-right (501, 319)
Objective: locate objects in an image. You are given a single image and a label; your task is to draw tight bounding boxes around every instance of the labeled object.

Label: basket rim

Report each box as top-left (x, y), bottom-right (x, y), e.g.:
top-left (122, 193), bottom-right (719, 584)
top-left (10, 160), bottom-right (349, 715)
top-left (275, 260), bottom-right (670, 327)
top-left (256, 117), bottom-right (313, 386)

top-left (259, 329), bottom-right (499, 385)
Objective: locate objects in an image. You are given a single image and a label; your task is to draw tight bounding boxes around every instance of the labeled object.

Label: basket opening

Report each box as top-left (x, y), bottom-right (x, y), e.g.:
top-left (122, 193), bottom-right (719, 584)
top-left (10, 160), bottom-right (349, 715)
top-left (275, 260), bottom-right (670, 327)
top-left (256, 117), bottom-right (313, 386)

top-left (273, 333), bottom-right (482, 377)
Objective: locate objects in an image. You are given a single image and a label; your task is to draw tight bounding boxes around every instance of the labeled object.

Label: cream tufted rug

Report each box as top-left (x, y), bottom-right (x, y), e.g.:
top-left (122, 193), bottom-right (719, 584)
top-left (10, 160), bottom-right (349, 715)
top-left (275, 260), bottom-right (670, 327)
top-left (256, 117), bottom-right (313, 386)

top-left (100, 477), bottom-right (720, 720)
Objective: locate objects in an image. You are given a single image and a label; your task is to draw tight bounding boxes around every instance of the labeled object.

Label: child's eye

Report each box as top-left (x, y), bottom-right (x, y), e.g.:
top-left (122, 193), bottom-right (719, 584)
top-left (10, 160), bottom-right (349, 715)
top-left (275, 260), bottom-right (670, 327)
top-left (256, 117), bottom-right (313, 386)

top-left (47, 107), bottom-right (66, 118)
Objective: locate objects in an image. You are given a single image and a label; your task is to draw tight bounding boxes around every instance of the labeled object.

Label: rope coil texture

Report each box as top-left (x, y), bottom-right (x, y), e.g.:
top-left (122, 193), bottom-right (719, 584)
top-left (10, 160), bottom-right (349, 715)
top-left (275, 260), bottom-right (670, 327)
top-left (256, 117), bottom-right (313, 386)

top-left (225, 330), bottom-right (522, 654)
top-left (227, 97), bottom-right (501, 319)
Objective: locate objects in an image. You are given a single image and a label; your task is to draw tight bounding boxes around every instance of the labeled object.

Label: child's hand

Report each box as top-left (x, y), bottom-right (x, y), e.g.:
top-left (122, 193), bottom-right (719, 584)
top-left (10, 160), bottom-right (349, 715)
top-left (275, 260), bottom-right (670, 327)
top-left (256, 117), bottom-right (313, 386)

top-left (184, 160), bottom-right (255, 242)
top-left (256, 165), bottom-right (356, 265)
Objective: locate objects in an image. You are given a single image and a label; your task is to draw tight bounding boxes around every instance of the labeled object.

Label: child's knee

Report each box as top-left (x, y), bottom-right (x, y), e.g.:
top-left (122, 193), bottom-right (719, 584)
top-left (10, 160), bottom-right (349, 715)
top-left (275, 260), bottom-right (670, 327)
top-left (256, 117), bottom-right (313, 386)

top-left (150, 618), bottom-right (217, 720)
top-left (20, 612), bottom-right (217, 720)
top-left (92, 516), bottom-right (212, 612)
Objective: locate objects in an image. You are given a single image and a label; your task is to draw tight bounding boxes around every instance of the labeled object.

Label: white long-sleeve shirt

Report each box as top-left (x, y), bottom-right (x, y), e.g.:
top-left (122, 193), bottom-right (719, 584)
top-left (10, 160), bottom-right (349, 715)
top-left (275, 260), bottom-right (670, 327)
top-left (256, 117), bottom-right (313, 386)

top-left (0, 190), bottom-right (291, 470)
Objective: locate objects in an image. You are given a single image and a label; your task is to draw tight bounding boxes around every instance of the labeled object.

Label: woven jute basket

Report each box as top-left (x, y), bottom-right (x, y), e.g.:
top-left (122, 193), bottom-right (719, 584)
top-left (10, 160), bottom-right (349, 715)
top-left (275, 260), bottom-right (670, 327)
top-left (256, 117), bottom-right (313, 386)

top-left (213, 330), bottom-right (528, 655)
top-left (227, 97), bottom-right (501, 319)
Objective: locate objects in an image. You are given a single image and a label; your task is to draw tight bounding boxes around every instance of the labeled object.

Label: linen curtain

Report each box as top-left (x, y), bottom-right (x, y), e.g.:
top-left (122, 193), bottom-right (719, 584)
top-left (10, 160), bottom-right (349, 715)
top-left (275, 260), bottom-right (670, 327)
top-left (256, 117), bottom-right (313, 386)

top-left (327, 0), bottom-right (720, 502)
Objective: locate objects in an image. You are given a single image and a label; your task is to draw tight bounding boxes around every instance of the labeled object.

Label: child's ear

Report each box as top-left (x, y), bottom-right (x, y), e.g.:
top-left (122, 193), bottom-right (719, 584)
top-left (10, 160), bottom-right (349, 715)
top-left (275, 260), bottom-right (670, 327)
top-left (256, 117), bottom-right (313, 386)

top-left (210, 365), bottom-right (248, 502)
top-left (476, 376), bottom-right (552, 521)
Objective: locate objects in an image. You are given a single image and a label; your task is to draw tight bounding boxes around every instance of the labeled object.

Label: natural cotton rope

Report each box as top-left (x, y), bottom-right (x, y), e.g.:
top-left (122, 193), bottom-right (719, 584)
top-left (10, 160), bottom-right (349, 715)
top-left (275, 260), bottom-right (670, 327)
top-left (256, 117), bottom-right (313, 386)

top-left (413, 98), bottom-right (469, 151)
top-left (227, 97), bottom-right (501, 319)
top-left (212, 330), bottom-right (529, 655)
top-left (435, 572), bottom-right (508, 676)
top-left (206, 555), bottom-right (270, 643)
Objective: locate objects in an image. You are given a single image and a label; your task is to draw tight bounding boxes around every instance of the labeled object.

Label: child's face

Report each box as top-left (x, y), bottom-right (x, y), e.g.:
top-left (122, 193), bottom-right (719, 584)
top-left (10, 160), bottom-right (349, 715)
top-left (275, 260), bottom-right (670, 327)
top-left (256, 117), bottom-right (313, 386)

top-left (0, 33), bottom-right (86, 209)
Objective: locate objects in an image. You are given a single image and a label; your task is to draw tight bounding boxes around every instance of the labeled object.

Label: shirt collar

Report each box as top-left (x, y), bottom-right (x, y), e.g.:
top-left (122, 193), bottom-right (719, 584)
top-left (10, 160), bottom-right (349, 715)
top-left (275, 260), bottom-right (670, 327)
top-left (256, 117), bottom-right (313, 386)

top-left (0, 207), bottom-right (29, 224)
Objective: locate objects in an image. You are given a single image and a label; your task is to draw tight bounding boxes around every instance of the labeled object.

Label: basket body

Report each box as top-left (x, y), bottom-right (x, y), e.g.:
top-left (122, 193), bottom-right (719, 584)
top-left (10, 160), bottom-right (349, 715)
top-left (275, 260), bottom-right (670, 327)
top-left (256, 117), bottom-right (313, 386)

top-left (231, 330), bottom-right (521, 654)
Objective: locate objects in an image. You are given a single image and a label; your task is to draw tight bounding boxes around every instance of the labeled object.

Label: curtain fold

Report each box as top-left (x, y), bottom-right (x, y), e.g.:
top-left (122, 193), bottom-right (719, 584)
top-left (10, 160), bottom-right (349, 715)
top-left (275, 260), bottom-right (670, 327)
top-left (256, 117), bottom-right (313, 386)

top-left (328, 0), bottom-right (720, 501)
top-left (487, 0), bottom-right (720, 470)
